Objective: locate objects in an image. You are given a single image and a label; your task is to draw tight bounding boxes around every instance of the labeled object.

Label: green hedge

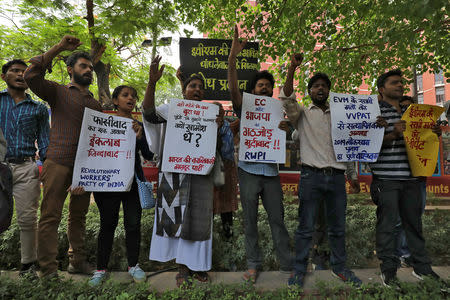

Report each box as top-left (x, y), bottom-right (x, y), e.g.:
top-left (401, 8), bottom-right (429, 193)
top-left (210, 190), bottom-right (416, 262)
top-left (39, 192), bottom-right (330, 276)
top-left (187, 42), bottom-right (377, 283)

top-left (0, 196), bottom-right (449, 271)
top-left (0, 275), bottom-right (448, 300)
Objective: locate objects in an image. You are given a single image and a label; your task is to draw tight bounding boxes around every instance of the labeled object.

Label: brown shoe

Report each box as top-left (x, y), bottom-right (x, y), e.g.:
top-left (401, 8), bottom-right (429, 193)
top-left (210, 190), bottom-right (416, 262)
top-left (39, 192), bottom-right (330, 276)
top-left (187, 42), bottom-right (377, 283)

top-left (67, 261), bottom-right (94, 275)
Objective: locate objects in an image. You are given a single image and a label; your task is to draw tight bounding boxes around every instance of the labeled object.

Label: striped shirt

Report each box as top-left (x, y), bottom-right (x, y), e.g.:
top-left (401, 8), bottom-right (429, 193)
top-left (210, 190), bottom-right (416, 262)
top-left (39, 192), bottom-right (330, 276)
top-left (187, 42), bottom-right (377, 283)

top-left (369, 101), bottom-right (412, 179)
top-left (0, 89), bottom-right (49, 159)
top-left (24, 55), bottom-right (102, 166)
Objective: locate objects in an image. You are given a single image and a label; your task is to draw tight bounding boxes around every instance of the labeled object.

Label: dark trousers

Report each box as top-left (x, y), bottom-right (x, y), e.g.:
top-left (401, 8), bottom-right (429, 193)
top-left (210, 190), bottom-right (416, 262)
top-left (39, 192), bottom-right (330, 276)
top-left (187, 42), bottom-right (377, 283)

top-left (294, 168), bottom-right (347, 274)
top-left (93, 181), bottom-right (142, 270)
top-left (238, 168), bottom-right (292, 271)
top-left (370, 178), bottom-right (432, 274)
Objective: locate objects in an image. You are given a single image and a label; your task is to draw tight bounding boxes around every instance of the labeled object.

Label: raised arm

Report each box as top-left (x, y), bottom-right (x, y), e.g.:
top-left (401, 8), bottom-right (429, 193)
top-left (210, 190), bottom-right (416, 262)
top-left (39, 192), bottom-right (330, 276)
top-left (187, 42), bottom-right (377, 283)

top-left (227, 25), bottom-right (247, 110)
top-left (24, 35), bottom-right (82, 103)
top-left (142, 55), bottom-right (165, 120)
top-left (283, 53), bottom-right (303, 97)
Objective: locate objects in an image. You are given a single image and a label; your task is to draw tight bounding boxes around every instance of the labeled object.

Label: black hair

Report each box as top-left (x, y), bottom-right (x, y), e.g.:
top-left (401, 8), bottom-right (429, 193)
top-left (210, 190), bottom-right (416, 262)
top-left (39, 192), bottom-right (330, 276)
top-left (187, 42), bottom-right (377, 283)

top-left (307, 72), bottom-right (331, 91)
top-left (2, 59), bottom-right (27, 74)
top-left (376, 69), bottom-right (402, 89)
top-left (249, 70), bottom-right (275, 91)
top-left (65, 51), bottom-right (92, 68)
top-left (112, 85), bottom-right (138, 109)
top-left (183, 75), bottom-right (205, 91)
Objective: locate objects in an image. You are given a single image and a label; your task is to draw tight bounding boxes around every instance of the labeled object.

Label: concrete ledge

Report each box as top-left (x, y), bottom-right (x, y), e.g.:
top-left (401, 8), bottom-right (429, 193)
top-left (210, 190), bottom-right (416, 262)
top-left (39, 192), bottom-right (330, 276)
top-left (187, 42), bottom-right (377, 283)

top-left (1, 267), bottom-right (449, 292)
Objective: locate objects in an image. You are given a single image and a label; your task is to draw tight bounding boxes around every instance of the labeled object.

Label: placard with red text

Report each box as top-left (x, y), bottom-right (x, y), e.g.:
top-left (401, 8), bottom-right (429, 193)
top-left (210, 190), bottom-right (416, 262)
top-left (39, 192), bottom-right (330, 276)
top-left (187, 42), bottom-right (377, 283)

top-left (72, 108), bottom-right (136, 191)
top-left (239, 92), bottom-right (286, 163)
top-left (162, 99), bottom-right (219, 175)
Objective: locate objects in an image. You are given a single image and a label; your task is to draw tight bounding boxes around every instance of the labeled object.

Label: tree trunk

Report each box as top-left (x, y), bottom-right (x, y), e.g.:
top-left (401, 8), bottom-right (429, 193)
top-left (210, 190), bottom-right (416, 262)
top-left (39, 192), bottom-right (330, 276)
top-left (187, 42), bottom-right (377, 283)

top-left (94, 61), bottom-right (113, 109)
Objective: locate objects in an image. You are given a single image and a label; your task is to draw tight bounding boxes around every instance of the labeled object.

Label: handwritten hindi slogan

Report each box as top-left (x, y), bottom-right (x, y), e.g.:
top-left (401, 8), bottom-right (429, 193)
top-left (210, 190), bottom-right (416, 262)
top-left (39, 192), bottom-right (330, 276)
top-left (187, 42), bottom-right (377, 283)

top-left (239, 93), bottom-right (286, 163)
top-left (72, 108), bottom-right (136, 191)
top-left (162, 99), bottom-right (219, 175)
top-left (401, 104), bottom-right (445, 176)
top-left (330, 92), bottom-right (384, 162)
top-left (180, 38), bottom-right (259, 100)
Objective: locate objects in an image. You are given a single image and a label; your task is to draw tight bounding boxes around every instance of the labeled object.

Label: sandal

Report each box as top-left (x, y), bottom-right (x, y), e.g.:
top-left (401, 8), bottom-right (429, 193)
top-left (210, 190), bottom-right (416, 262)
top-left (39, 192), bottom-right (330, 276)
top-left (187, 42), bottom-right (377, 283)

top-left (242, 269), bottom-right (258, 284)
top-left (191, 271), bottom-right (209, 283)
top-left (175, 272), bottom-right (192, 288)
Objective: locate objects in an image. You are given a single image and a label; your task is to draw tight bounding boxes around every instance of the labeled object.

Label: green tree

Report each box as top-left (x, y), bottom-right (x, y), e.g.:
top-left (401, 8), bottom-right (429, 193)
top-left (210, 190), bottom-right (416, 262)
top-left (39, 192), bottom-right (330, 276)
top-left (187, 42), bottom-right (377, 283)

top-left (0, 0), bottom-right (182, 106)
top-left (190, 0), bottom-right (449, 96)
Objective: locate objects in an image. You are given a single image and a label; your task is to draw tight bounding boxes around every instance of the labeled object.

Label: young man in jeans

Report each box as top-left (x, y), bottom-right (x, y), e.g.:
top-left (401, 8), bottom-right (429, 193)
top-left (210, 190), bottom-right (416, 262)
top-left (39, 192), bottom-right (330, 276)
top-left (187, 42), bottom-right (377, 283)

top-left (281, 54), bottom-right (361, 288)
top-left (370, 69), bottom-right (441, 287)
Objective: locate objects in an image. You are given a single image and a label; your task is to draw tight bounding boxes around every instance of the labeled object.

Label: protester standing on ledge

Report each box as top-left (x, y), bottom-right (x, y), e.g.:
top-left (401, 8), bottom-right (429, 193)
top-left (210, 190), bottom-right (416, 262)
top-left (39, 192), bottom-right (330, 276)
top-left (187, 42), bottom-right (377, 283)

top-left (370, 69), bottom-right (442, 288)
top-left (228, 25), bottom-right (293, 283)
top-left (24, 35), bottom-right (102, 278)
top-left (281, 54), bottom-right (362, 288)
top-left (0, 59), bottom-right (49, 277)
top-left (89, 85), bottom-right (153, 286)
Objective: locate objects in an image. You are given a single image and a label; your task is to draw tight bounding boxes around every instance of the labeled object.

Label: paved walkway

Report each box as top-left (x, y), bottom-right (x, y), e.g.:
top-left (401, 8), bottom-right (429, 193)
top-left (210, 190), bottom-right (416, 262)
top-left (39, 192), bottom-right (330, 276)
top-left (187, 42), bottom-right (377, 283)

top-left (1, 267), bottom-right (449, 292)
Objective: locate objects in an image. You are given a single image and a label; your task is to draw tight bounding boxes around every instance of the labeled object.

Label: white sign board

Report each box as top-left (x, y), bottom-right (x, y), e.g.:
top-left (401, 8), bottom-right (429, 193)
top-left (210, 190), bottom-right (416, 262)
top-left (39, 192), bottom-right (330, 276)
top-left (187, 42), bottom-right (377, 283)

top-left (72, 108), bottom-right (136, 191)
top-left (162, 99), bottom-right (219, 175)
top-left (330, 92), bottom-right (384, 162)
top-left (239, 92), bottom-right (286, 163)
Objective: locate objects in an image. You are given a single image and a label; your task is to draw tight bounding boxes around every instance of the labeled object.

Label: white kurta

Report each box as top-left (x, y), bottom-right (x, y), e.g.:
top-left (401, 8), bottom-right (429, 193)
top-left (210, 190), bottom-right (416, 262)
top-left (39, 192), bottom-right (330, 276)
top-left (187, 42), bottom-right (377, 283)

top-left (149, 216), bottom-right (212, 271)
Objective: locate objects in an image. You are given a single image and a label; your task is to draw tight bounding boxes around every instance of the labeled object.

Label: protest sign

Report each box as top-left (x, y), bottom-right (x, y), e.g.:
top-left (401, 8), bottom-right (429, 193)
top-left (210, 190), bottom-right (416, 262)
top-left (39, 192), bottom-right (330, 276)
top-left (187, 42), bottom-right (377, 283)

top-left (162, 99), bottom-right (219, 175)
top-left (72, 108), bottom-right (136, 192)
top-left (239, 92), bottom-right (286, 163)
top-left (330, 92), bottom-right (384, 162)
top-left (402, 104), bottom-right (445, 176)
top-left (179, 37), bottom-right (259, 100)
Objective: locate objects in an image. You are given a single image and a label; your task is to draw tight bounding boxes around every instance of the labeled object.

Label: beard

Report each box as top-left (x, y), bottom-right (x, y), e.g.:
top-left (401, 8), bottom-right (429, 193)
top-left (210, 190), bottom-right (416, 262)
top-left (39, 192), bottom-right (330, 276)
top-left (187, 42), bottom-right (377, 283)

top-left (73, 71), bottom-right (93, 86)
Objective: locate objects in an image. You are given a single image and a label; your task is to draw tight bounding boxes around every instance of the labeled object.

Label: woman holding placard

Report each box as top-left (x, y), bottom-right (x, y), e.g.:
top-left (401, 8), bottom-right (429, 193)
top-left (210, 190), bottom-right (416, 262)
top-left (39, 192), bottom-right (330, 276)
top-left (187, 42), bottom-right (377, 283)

top-left (89, 85), bottom-right (153, 286)
top-left (143, 56), bottom-right (232, 287)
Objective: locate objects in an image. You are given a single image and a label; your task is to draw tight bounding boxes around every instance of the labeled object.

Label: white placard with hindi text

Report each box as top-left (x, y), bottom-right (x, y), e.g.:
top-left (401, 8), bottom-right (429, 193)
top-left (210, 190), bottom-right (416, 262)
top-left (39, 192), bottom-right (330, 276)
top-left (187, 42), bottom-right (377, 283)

top-left (239, 92), bottom-right (286, 163)
top-left (330, 92), bottom-right (384, 162)
top-left (162, 99), bottom-right (219, 175)
top-left (72, 108), bottom-right (136, 191)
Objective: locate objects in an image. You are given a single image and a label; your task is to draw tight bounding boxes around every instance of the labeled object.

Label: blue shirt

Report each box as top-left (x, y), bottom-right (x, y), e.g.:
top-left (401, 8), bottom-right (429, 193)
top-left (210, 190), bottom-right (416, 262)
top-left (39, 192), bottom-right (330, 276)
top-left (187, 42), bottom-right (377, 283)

top-left (0, 89), bottom-right (50, 159)
top-left (219, 120), bottom-right (235, 161)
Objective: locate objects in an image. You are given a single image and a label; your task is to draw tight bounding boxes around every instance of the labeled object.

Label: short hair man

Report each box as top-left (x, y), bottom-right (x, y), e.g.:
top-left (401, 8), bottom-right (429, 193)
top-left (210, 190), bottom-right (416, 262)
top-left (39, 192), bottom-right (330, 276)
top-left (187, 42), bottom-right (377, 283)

top-left (0, 59), bottom-right (50, 276)
top-left (370, 69), bottom-right (441, 287)
top-left (281, 55), bottom-right (361, 287)
top-left (24, 36), bottom-right (102, 277)
top-left (227, 25), bottom-right (293, 283)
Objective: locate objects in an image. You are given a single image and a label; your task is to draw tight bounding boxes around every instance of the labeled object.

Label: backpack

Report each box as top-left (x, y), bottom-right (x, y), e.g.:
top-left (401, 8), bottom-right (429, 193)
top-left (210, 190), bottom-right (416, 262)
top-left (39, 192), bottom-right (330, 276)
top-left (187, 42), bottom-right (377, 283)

top-left (0, 162), bottom-right (13, 234)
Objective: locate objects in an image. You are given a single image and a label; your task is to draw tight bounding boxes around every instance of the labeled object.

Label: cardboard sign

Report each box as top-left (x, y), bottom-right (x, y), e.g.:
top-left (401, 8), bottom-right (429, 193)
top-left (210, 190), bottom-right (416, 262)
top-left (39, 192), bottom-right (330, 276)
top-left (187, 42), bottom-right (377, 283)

top-left (402, 104), bottom-right (445, 176)
top-left (179, 37), bottom-right (259, 100)
top-left (330, 93), bottom-right (384, 162)
top-left (239, 92), bottom-right (286, 163)
top-left (72, 108), bottom-right (136, 191)
top-left (162, 99), bottom-right (219, 174)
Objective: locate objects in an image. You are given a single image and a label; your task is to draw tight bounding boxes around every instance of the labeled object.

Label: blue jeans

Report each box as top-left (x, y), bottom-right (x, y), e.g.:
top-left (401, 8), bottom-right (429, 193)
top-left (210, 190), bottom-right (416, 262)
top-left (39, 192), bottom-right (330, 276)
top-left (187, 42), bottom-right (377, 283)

top-left (294, 167), bottom-right (347, 274)
top-left (395, 180), bottom-right (426, 257)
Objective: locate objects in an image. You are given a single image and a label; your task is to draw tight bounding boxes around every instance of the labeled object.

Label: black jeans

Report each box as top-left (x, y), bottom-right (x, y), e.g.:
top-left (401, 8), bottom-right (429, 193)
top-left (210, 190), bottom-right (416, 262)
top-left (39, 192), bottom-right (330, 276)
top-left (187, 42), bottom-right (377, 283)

top-left (93, 181), bottom-right (142, 270)
top-left (294, 168), bottom-right (347, 274)
top-left (370, 178), bottom-right (432, 274)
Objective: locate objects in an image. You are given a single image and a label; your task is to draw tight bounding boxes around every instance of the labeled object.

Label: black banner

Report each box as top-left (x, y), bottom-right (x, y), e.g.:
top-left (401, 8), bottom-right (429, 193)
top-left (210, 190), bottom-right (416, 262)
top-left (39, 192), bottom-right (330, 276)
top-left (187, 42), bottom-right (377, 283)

top-left (179, 37), bottom-right (259, 100)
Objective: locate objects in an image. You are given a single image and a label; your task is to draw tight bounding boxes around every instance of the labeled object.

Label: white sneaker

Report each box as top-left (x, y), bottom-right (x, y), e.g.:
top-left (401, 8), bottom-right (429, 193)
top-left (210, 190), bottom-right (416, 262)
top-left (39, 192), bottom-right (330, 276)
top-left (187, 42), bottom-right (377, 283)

top-left (128, 264), bottom-right (146, 283)
top-left (89, 270), bottom-right (106, 286)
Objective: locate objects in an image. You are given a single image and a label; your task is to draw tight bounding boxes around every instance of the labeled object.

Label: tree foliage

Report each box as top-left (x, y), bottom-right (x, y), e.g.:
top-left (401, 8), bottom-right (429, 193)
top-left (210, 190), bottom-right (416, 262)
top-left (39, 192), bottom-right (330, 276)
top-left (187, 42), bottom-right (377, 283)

top-left (191, 0), bottom-right (449, 96)
top-left (0, 0), bottom-right (182, 106)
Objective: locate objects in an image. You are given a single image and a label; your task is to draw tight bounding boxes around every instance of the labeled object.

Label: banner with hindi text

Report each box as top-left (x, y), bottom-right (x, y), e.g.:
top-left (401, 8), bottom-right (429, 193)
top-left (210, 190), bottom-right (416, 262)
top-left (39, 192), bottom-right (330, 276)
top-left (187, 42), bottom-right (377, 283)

top-left (330, 92), bottom-right (384, 162)
top-left (72, 108), bottom-right (136, 191)
top-left (239, 92), bottom-right (286, 163)
top-left (402, 104), bottom-right (445, 176)
top-left (162, 99), bottom-right (219, 175)
top-left (179, 38), bottom-right (259, 100)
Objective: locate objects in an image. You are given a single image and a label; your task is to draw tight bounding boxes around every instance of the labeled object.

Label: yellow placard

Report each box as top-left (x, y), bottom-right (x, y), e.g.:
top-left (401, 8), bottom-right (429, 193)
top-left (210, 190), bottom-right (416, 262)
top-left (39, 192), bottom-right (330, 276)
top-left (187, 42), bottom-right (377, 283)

top-left (401, 104), bottom-right (445, 176)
